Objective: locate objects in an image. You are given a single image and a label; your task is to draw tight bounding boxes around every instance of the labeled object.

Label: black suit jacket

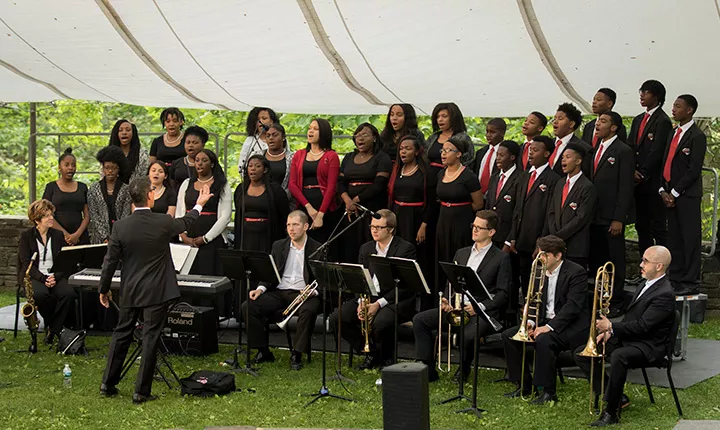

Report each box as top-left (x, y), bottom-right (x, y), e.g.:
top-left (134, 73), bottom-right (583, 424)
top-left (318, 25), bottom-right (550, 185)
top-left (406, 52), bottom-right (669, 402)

top-left (628, 108), bottom-right (673, 189)
top-left (551, 134), bottom-right (593, 178)
top-left (582, 118), bottom-right (628, 147)
top-left (471, 144), bottom-right (501, 177)
top-left (17, 227), bottom-right (69, 285)
top-left (453, 244), bottom-right (511, 317)
top-left (358, 236), bottom-right (416, 305)
top-left (545, 173), bottom-right (596, 259)
top-left (661, 123), bottom-right (707, 198)
top-left (485, 169), bottom-right (523, 244)
top-left (260, 236), bottom-right (321, 291)
top-left (590, 138), bottom-right (635, 225)
top-left (508, 167), bottom-right (560, 252)
top-left (539, 259), bottom-right (589, 340)
top-left (99, 208), bottom-right (200, 308)
top-left (614, 275), bottom-right (675, 362)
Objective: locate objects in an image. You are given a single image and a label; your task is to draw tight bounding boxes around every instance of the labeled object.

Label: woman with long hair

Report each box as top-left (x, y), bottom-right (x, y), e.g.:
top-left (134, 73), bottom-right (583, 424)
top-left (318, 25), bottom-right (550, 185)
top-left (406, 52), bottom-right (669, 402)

top-left (238, 107), bottom-right (279, 177)
top-left (168, 125), bottom-right (208, 192)
top-left (263, 123), bottom-right (294, 207)
top-left (148, 161), bottom-right (177, 216)
top-left (425, 102), bottom-right (473, 178)
top-left (42, 148), bottom-right (90, 245)
top-left (87, 146), bottom-right (132, 244)
top-left (379, 104), bottom-right (425, 163)
top-left (109, 119), bottom-right (149, 184)
top-left (149, 107), bottom-right (186, 165)
top-left (176, 149), bottom-right (232, 275)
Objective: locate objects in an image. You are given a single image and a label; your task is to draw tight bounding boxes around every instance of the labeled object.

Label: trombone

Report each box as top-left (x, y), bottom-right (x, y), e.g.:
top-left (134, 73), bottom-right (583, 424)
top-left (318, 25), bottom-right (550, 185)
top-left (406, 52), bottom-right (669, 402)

top-left (511, 251), bottom-right (546, 400)
top-left (435, 285), bottom-right (471, 372)
top-left (276, 280), bottom-right (318, 330)
top-left (577, 261), bottom-right (615, 414)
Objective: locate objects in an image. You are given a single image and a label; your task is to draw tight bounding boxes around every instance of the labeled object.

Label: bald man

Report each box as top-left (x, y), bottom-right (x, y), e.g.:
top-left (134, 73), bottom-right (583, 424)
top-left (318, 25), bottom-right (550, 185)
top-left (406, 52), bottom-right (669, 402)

top-left (574, 246), bottom-right (675, 427)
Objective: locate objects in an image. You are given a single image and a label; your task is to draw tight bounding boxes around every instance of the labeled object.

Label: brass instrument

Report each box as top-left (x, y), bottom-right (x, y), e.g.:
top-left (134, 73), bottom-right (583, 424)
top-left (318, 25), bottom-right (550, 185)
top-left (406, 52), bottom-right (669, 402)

top-left (448, 293), bottom-right (471, 326)
top-left (578, 261), bottom-right (615, 414)
top-left (276, 280), bottom-right (318, 331)
top-left (511, 251), bottom-right (547, 400)
top-left (436, 291), bottom-right (451, 372)
top-left (21, 252), bottom-right (39, 353)
top-left (360, 294), bottom-right (372, 353)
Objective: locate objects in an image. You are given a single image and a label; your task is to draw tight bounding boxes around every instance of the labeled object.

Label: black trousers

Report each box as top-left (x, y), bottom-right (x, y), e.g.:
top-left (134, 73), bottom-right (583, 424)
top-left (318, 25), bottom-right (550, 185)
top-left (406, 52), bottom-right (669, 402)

top-left (413, 308), bottom-right (493, 370)
top-left (31, 278), bottom-right (76, 335)
top-left (102, 301), bottom-right (170, 396)
top-left (501, 325), bottom-right (585, 395)
top-left (634, 185), bottom-right (667, 255)
top-left (240, 289), bottom-right (321, 353)
top-left (329, 297), bottom-right (416, 360)
top-left (666, 196), bottom-right (702, 290)
top-left (589, 224), bottom-right (626, 306)
top-left (574, 338), bottom-right (648, 415)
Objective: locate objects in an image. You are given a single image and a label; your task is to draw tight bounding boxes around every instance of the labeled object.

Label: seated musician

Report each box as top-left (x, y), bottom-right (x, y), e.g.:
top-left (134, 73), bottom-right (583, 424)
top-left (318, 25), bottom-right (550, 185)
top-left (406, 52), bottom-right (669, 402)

top-left (574, 245), bottom-right (675, 427)
top-left (329, 209), bottom-right (416, 370)
top-left (17, 199), bottom-right (77, 345)
top-left (413, 209), bottom-right (510, 382)
top-left (242, 210), bottom-right (321, 370)
top-left (501, 235), bottom-right (589, 404)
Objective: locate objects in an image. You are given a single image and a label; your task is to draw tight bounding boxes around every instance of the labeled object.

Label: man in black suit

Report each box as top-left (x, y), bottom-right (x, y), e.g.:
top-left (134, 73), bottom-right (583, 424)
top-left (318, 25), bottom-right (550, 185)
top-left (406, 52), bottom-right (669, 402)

top-left (413, 210), bottom-right (511, 382)
top-left (99, 177), bottom-right (211, 404)
top-left (486, 140), bottom-right (522, 249)
top-left (502, 235), bottom-right (589, 404)
top-left (582, 88), bottom-right (628, 147)
top-left (575, 245), bottom-right (675, 427)
top-left (472, 118), bottom-right (506, 195)
top-left (546, 143), bottom-right (597, 269)
top-left (589, 112), bottom-right (635, 316)
top-left (519, 112), bottom-right (548, 171)
top-left (629, 80), bottom-right (673, 255)
top-left (242, 210), bottom-right (321, 370)
top-left (329, 209), bottom-right (416, 369)
top-left (506, 136), bottom-right (560, 295)
top-left (660, 94), bottom-right (707, 295)
top-left (549, 103), bottom-right (593, 177)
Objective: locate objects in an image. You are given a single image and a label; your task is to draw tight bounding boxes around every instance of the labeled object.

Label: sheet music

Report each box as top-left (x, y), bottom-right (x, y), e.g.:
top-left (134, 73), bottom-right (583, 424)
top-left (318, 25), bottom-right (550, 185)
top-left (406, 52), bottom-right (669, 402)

top-left (388, 256), bottom-right (431, 294)
top-left (170, 244), bottom-right (198, 275)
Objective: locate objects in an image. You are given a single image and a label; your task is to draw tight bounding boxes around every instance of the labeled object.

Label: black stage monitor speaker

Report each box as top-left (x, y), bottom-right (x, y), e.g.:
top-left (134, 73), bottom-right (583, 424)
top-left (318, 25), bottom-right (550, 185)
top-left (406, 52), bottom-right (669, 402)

top-left (162, 304), bottom-right (218, 356)
top-left (381, 362), bottom-right (430, 430)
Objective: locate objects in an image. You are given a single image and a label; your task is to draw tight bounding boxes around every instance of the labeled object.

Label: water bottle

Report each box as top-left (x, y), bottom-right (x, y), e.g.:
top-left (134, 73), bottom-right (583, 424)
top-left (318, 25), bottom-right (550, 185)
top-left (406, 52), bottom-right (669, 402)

top-left (63, 364), bottom-right (72, 388)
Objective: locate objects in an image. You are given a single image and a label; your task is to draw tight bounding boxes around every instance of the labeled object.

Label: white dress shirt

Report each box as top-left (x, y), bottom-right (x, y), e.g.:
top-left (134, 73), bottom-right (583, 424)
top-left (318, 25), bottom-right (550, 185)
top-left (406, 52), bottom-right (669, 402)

top-left (477, 143), bottom-right (499, 181)
top-left (563, 170), bottom-right (583, 196)
top-left (496, 164), bottom-right (517, 196)
top-left (551, 133), bottom-right (574, 167)
top-left (634, 274), bottom-right (666, 302)
top-left (463, 242), bottom-right (493, 309)
top-left (659, 119), bottom-right (695, 198)
top-left (260, 236), bottom-right (307, 293)
top-left (373, 237), bottom-right (394, 308)
top-left (544, 261), bottom-right (563, 323)
top-left (36, 236), bottom-right (53, 276)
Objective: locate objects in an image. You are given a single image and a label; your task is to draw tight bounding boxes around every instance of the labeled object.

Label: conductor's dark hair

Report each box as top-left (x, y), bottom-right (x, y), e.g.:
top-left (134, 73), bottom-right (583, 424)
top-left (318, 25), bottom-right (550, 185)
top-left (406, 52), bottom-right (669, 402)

top-left (602, 111), bottom-right (624, 130)
top-left (307, 118), bottom-right (333, 151)
top-left (597, 88), bottom-right (617, 105)
top-left (353, 122), bottom-right (381, 153)
top-left (197, 149), bottom-right (227, 198)
top-left (96, 145), bottom-right (129, 180)
top-left (488, 117), bottom-right (507, 132)
top-left (475, 210), bottom-right (499, 232)
top-left (184, 125), bottom-right (209, 144)
top-left (536, 235), bottom-right (567, 257)
top-left (532, 135), bottom-right (555, 154)
top-left (129, 176), bottom-right (152, 207)
top-left (640, 80), bottom-right (666, 106)
top-left (109, 119), bottom-right (140, 183)
top-left (58, 147), bottom-right (75, 164)
top-left (564, 142), bottom-right (587, 161)
top-left (431, 102), bottom-right (467, 133)
top-left (246, 107), bottom-right (279, 136)
top-left (556, 103), bottom-right (583, 131)
top-left (529, 111), bottom-right (548, 128)
top-left (160, 107), bottom-right (185, 128)
top-left (499, 140), bottom-right (521, 159)
top-left (677, 94), bottom-right (699, 114)
top-left (380, 104), bottom-right (419, 146)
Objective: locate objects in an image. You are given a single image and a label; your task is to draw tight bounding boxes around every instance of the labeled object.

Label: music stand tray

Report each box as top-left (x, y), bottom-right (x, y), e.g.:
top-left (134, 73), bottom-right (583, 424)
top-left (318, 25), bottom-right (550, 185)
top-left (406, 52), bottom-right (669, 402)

top-left (51, 243), bottom-right (107, 273)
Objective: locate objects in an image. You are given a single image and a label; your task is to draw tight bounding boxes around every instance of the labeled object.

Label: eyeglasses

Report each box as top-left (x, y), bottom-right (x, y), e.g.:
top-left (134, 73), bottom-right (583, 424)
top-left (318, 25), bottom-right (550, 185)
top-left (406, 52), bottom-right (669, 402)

top-left (470, 224), bottom-right (491, 232)
top-left (370, 225), bottom-right (390, 232)
top-left (641, 258), bottom-right (661, 265)
top-left (354, 133), bottom-right (372, 140)
top-left (440, 148), bottom-right (459, 154)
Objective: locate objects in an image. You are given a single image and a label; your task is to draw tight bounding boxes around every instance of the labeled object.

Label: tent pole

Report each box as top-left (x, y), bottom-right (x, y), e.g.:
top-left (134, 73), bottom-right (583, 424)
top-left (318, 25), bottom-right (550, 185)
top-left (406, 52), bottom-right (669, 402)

top-left (28, 102), bottom-right (37, 204)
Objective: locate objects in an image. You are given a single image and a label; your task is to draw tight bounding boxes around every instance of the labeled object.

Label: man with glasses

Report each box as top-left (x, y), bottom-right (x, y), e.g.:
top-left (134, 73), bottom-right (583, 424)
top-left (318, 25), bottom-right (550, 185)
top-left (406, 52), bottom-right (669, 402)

top-left (574, 246), bottom-right (675, 427)
top-left (413, 210), bottom-right (510, 383)
top-left (329, 209), bottom-right (415, 370)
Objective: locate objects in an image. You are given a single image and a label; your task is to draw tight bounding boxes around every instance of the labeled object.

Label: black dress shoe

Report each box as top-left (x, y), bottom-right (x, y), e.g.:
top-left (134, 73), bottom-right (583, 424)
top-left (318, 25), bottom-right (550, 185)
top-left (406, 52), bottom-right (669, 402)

top-left (252, 350), bottom-right (275, 364)
top-left (504, 387), bottom-right (532, 398)
top-left (100, 384), bottom-right (119, 396)
top-left (132, 393), bottom-right (158, 404)
top-left (358, 354), bottom-right (382, 370)
top-left (530, 392), bottom-right (558, 405)
top-left (290, 351), bottom-right (303, 371)
top-left (590, 411), bottom-right (619, 427)
top-left (620, 394), bottom-right (630, 409)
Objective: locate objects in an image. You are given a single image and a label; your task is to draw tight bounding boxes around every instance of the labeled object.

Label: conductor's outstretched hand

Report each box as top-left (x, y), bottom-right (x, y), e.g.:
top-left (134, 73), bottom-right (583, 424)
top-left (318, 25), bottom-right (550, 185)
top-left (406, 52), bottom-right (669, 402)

top-left (196, 184), bottom-right (214, 207)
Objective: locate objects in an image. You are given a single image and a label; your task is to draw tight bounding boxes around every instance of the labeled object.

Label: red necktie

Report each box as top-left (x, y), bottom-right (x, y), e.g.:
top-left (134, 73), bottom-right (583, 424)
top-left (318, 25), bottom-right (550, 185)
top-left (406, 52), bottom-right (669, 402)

top-left (526, 170), bottom-right (537, 196)
top-left (561, 178), bottom-right (570, 207)
top-left (496, 173), bottom-right (505, 199)
top-left (637, 112), bottom-right (651, 143)
top-left (593, 144), bottom-right (604, 172)
top-left (480, 146), bottom-right (495, 194)
top-left (663, 128), bottom-right (683, 183)
top-left (549, 139), bottom-right (562, 167)
top-left (592, 133), bottom-right (599, 148)
top-left (521, 142), bottom-right (530, 170)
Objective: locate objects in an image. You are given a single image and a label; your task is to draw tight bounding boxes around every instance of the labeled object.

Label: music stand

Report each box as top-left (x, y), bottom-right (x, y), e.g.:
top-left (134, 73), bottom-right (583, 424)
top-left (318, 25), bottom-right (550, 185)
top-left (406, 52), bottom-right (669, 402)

top-left (367, 255), bottom-right (431, 364)
top-left (51, 243), bottom-right (107, 274)
top-left (218, 249), bottom-right (280, 378)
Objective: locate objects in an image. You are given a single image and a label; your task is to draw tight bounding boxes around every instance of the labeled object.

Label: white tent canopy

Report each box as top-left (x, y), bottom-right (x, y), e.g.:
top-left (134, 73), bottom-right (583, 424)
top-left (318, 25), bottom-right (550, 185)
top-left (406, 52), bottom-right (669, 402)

top-left (2, 0), bottom-right (720, 116)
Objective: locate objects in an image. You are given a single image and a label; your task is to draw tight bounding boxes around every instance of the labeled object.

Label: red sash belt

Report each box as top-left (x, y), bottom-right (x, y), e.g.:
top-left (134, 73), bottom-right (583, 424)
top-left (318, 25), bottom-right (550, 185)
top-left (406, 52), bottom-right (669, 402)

top-left (430, 162), bottom-right (444, 168)
top-left (244, 217), bottom-right (268, 222)
top-left (303, 185), bottom-right (321, 189)
top-left (439, 201), bottom-right (471, 208)
top-left (200, 211), bottom-right (217, 215)
top-left (394, 200), bottom-right (424, 207)
top-left (349, 181), bottom-right (373, 186)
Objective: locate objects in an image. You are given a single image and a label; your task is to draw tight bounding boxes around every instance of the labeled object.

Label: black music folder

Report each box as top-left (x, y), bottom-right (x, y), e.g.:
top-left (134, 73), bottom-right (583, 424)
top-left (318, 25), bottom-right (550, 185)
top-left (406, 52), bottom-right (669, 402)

top-left (308, 261), bottom-right (377, 297)
top-left (439, 262), bottom-right (502, 332)
top-left (51, 243), bottom-right (107, 273)
top-left (217, 249), bottom-right (281, 285)
top-left (367, 255), bottom-right (431, 296)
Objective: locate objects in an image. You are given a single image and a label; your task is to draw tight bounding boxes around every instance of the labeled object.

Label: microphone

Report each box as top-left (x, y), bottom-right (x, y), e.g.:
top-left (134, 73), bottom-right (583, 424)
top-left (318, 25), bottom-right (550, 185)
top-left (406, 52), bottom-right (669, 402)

top-left (355, 203), bottom-right (382, 220)
top-left (258, 122), bottom-right (270, 132)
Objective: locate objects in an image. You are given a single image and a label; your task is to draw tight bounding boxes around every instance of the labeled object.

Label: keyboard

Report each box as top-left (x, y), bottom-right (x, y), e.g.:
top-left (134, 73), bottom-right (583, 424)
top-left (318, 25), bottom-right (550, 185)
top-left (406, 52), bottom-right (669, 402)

top-left (69, 268), bottom-right (231, 295)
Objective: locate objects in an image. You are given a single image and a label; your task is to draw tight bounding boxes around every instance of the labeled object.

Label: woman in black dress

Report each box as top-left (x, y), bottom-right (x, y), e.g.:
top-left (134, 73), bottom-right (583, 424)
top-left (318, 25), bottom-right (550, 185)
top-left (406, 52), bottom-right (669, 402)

top-left (149, 107), bottom-right (186, 166)
top-left (337, 123), bottom-right (392, 263)
top-left (148, 161), bottom-right (177, 216)
top-left (176, 149), bottom-right (232, 276)
top-left (388, 135), bottom-right (437, 299)
top-left (169, 125), bottom-right (207, 193)
top-left (379, 104), bottom-right (425, 164)
top-left (262, 123), bottom-right (294, 206)
top-left (87, 146), bottom-right (132, 244)
top-left (425, 102), bottom-right (474, 178)
top-left (233, 155), bottom-right (289, 253)
top-left (42, 148), bottom-right (90, 245)
top-left (109, 119), bottom-right (149, 184)
top-left (436, 135), bottom-right (484, 285)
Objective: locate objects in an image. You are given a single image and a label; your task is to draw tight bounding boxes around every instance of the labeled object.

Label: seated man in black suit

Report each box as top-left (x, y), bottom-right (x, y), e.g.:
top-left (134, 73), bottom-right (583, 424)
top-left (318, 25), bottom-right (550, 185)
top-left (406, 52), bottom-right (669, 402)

top-left (502, 235), bottom-right (589, 404)
top-left (242, 210), bottom-right (321, 370)
top-left (582, 88), bottom-right (628, 147)
top-left (413, 210), bottom-right (511, 382)
top-left (329, 209), bottom-right (416, 370)
top-left (574, 245), bottom-right (675, 427)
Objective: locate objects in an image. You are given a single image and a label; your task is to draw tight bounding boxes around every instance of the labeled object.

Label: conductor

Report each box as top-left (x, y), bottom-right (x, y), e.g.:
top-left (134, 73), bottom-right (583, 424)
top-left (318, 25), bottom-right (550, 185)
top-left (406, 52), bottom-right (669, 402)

top-left (98, 176), bottom-right (212, 404)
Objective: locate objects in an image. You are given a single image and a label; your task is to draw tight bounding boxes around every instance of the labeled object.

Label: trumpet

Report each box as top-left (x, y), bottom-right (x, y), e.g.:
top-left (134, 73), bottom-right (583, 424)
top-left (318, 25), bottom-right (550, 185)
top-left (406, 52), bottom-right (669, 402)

top-left (360, 294), bottom-right (372, 353)
top-left (276, 280), bottom-right (318, 331)
top-left (511, 251), bottom-right (547, 400)
top-left (578, 261), bottom-right (615, 414)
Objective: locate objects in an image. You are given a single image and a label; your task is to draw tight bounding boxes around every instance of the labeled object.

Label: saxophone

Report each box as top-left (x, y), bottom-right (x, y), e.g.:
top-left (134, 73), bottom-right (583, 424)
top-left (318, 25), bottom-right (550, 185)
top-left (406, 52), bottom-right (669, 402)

top-left (20, 252), bottom-right (40, 353)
